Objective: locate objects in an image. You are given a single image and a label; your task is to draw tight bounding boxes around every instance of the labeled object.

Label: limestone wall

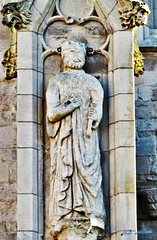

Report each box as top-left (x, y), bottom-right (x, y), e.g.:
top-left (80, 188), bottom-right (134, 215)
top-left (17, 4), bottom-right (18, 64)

top-left (0, 10), bottom-right (17, 240)
top-left (136, 51), bottom-right (157, 239)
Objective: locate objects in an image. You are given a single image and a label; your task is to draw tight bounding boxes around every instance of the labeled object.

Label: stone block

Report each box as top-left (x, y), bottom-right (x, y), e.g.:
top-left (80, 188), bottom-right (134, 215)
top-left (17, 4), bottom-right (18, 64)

top-left (17, 194), bottom-right (38, 232)
top-left (110, 195), bottom-right (116, 234)
top-left (38, 150), bottom-right (43, 197)
top-left (136, 157), bottom-right (150, 175)
top-left (116, 193), bottom-right (136, 232)
top-left (113, 31), bottom-right (134, 70)
top-left (17, 122), bottom-right (37, 148)
top-left (17, 70), bottom-right (37, 95)
top-left (114, 69), bottom-right (134, 95)
top-left (101, 151), bottom-right (109, 197)
top-left (38, 98), bottom-right (43, 124)
top-left (136, 101), bottom-right (157, 119)
top-left (17, 95), bottom-right (38, 122)
top-left (0, 199), bottom-right (16, 222)
top-left (115, 94), bottom-right (134, 122)
top-left (0, 112), bottom-right (16, 127)
top-left (17, 148), bottom-right (37, 194)
top-left (116, 231), bottom-right (137, 240)
top-left (17, 31), bottom-right (38, 70)
top-left (0, 233), bottom-right (16, 240)
top-left (109, 96), bottom-right (115, 124)
top-left (109, 150), bottom-right (115, 197)
top-left (143, 55), bottom-right (157, 72)
top-left (0, 126), bottom-right (16, 148)
top-left (0, 81), bottom-right (16, 112)
top-left (109, 124), bottom-right (115, 150)
top-left (115, 147), bottom-right (136, 194)
top-left (0, 162), bottom-right (9, 182)
top-left (38, 71), bottom-right (44, 98)
top-left (9, 162), bottom-right (16, 183)
top-left (38, 196), bottom-right (44, 235)
top-left (136, 136), bottom-right (156, 156)
top-left (0, 149), bottom-right (16, 162)
top-left (135, 71), bottom-right (157, 87)
top-left (100, 127), bottom-right (109, 152)
top-left (138, 86), bottom-right (152, 101)
top-left (17, 232), bottom-right (39, 240)
top-left (115, 121), bottom-right (135, 148)
top-left (107, 3), bottom-right (122, 32)
top-left (108, 71), bottom-right (114, 97)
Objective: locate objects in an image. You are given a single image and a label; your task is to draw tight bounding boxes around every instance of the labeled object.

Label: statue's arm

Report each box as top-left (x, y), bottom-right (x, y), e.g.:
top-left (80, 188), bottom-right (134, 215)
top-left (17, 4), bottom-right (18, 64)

top-left (88, 79), bottom-right (104, 128)
top-left (47, 97), bottom-right (82, 123)
top-left (46, 80), bottom-right (81, 123)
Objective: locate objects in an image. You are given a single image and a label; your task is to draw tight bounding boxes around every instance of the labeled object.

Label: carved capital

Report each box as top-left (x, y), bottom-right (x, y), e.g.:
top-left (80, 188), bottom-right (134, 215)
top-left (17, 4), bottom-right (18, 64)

top-left (119, 0), bottom-right (151, 30)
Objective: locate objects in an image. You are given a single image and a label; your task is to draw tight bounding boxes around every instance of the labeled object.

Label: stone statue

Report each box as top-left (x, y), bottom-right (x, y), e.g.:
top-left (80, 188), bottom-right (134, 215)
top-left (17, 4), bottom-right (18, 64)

top-left (46, 40), bottom-right (105, 240)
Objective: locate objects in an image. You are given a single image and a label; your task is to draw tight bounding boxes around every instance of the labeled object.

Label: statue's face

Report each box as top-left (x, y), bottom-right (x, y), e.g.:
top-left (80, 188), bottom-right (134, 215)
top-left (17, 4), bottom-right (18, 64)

top-left (62, 47), bottom-right (85, 70)
top-left (137, 9), bottom-right (148, 25)
top-left (1, 7), bottom-right (14, 27)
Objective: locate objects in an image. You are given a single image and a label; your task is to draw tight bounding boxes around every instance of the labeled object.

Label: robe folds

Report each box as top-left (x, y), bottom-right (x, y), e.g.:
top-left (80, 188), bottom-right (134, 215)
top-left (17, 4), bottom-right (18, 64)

top-left (46, 69), bottom-right (105, 231)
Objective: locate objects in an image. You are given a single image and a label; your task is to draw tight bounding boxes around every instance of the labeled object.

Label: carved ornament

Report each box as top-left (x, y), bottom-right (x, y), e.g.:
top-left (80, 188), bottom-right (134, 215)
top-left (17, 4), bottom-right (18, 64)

top-left (1, 0), bottom-right (31, 80)
top-left (119, 0), bottom-right (151, 30)
top-left (134, 41), bottom-right (144, 77)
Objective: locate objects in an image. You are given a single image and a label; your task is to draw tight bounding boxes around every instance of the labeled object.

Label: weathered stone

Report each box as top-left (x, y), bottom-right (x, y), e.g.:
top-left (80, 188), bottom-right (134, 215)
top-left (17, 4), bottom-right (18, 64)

top-left (0, 81), bottom-right (16, 112)
top-left (0, 149), bottom-right (16, 162)
top-left (0, 126), bottom-right (16, 148)
top-left (138, 86), bottom-right (152, 101)
top-left (136, 119), bottom-right (157, 132)
top-left (0, 112), bottom-right (16, 127)
top-left (0, 233), bottom-right (16, 240)
top-left (0, 162), bottom-right (9, 182)
top-left (136, 136), bottom-right (156, 156)
top-left (136, 157), bottom-right (150, 175)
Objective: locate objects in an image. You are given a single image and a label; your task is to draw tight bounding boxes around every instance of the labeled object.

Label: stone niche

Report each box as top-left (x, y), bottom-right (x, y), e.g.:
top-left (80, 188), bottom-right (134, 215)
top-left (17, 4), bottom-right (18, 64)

top-left (43, 1), bottom-right (109, 239)
top-left (15, 0), bottom-right (136, 239)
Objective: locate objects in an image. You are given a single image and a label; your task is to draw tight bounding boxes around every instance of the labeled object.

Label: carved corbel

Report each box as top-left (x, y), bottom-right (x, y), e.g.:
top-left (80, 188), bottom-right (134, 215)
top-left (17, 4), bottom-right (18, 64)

top-left (118, 0), bottom-right (150, 77)
top-left (1, 0), bottom-right (31, 80)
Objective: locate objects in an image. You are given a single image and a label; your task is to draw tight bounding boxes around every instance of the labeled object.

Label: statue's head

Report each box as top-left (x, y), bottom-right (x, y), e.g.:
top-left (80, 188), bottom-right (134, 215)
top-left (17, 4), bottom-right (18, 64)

top-left (61, 40), bottom-right (86, 70)
top-left (135, 1), bottom-right (150, 26)
top-left (1, 1), bottom-right (31, 29)
top-left (119, 0), bottom-right (150, 30)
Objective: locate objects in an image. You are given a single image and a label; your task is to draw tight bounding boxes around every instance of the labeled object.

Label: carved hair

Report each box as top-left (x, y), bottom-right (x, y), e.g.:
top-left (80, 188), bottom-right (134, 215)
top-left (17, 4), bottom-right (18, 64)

top-left (119, 0), bottom-right (150, 30)
top-left (1, 0), bottom-right (31, 29)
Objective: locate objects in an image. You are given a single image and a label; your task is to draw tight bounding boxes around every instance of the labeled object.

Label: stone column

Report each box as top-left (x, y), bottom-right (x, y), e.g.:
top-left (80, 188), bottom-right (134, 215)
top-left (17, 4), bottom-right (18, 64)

top-left (17, 30), bottom-right (43, 240)
top-left (109, 30), bottom-right (137, 240)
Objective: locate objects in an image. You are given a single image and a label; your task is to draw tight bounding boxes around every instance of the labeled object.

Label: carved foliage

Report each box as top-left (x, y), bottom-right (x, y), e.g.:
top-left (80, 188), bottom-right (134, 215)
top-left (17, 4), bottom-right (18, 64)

top-left (119, 0), bottom-right (151, 30)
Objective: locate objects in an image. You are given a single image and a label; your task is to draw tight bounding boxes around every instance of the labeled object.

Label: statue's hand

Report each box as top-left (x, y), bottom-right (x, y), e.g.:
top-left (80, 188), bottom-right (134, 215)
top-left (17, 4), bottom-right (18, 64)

top-left (64, 97), bottom-right (82, 111)
top-left (88, 107), bottom-right (97, 121)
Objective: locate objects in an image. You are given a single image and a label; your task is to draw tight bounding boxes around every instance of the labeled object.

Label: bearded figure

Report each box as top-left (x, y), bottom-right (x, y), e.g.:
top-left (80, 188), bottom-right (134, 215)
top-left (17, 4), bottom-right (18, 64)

top-left (46, 40), bottom-right (105, 240)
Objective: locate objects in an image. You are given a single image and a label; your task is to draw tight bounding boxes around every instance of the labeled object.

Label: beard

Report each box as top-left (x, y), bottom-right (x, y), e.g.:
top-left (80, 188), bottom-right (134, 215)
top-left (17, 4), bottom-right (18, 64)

top-left (64, 58), bottom-right (85, 69)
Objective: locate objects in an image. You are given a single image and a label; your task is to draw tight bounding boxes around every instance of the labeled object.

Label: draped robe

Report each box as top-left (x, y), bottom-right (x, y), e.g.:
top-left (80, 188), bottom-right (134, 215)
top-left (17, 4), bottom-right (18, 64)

top-left (46, 69), bottom-right (105, 231)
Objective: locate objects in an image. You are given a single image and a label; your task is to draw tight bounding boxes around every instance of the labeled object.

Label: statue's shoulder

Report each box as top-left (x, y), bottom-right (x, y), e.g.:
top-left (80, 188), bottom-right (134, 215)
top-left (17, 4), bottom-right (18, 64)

top-left (84, 73), bottom-right (102, 88)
